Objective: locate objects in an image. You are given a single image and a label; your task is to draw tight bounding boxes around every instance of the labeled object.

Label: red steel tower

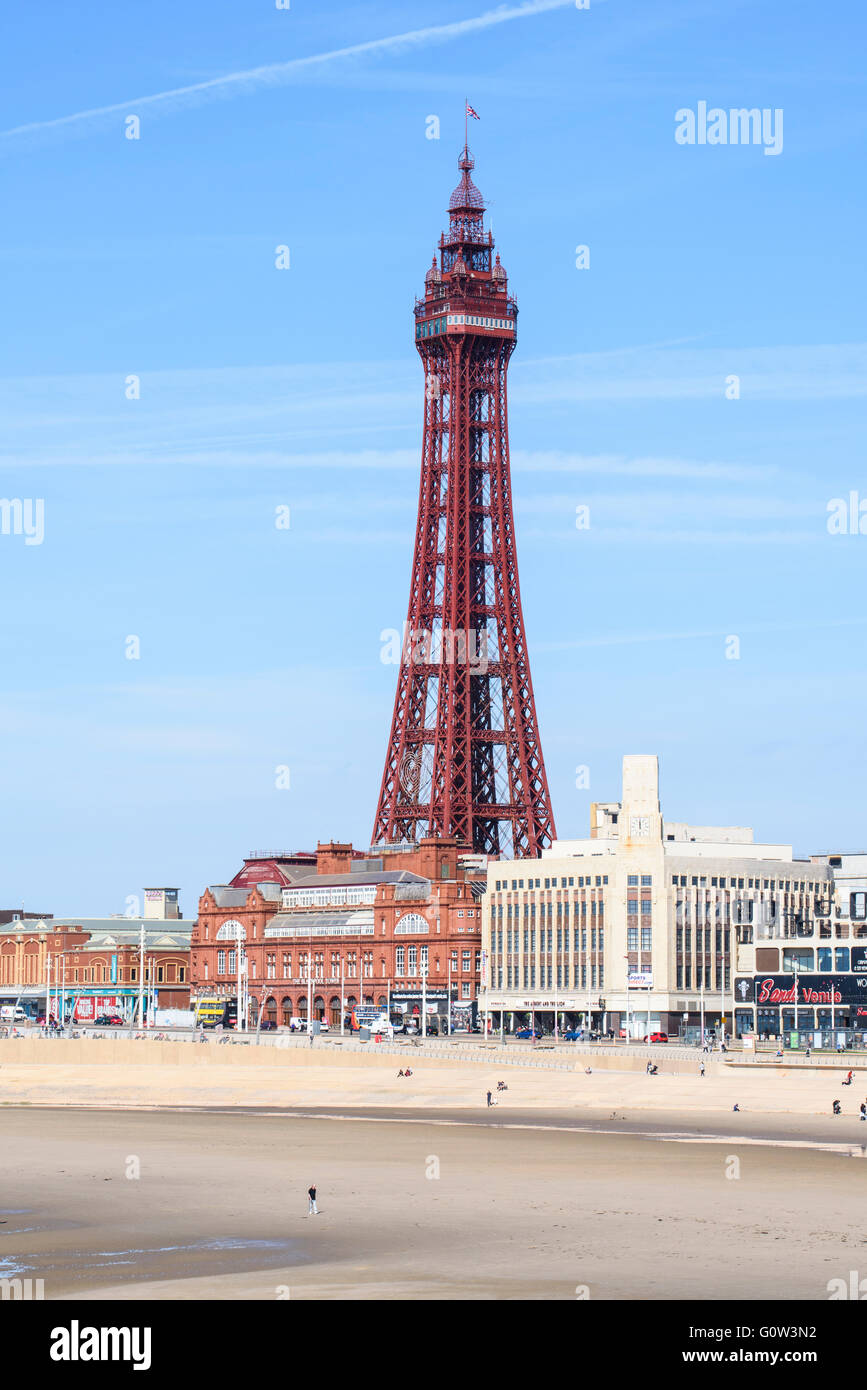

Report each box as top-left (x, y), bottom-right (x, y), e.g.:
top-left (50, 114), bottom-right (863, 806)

top-left (373, 143), bottom-right (556, 858)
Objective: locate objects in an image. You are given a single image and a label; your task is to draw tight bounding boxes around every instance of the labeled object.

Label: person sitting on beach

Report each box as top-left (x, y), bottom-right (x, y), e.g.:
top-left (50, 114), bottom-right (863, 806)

top-left (843, 1070), bottom-right (853, 1085)
top-left (584, 1067), bottom-right (592, 1075)
top-left (404, 1067), bottom-right (412, 1076)
top-left (833, 1099), bottom-right (842, 1115)
top-left (733, 1103), bottom-right (740, 1112)
top-left (397, 1069), bottom-right (405, 1077)
top-left (497, 1080), bottom-right (508, 1091)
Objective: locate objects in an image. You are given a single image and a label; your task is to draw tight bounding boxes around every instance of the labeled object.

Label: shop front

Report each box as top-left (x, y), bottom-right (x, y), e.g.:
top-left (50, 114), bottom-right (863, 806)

top-left (734, 972), bottom-right (867, 1044)
top-left (389, 987), bottom-right (450, 1032)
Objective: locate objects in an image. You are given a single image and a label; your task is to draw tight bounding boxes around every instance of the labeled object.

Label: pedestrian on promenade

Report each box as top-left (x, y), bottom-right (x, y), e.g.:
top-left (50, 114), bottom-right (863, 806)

top-left (307, 1184), bottom-right (318, 1215)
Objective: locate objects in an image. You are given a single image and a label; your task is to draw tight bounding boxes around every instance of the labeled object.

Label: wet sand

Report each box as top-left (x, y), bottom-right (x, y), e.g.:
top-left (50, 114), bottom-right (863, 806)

top-left (3, 1107), bottom-right (864, 1301)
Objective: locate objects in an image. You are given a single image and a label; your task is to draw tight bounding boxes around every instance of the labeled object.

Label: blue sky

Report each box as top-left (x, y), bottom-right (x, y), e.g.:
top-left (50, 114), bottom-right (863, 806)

top-left (1, 0), bottom-right (865, 915)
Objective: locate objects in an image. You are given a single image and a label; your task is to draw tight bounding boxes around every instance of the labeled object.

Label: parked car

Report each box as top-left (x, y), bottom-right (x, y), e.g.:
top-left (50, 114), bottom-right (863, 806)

top-left (515, 1028), bottom-right (542, 1040)
top-left (259, 1020), bottom-right (278, 1031)
top-left (562, 1029), bottom-right (584, 1042)
top-left (643, 1032), bottom-right (669, 1044)
top-left (404, 1023), bottom-right (420, 1036)
top-left (94, 1014), bottom-right (124, 1027)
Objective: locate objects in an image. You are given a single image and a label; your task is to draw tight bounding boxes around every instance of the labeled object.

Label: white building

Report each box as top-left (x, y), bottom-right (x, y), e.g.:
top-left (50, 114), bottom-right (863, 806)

top-left (480, 755), bottom-right (833, 1038)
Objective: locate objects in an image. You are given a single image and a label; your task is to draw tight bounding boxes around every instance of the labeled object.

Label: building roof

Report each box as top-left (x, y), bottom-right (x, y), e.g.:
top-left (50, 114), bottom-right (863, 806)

top-left (284, 869), bottom-right (427, 890)
top-left (205, 887), bottom-right (253, 909)
top-left (263, 909), bottom-right (375, 938)
top-left (0, 918), bottom-right (191, 949)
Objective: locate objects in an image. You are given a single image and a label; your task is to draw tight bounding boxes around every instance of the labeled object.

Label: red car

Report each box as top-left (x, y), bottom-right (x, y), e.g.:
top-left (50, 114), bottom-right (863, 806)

top-left (94, 1014), bottom-right (124, 1027)
top-left (643, 1032), bottom-right (669, 1044)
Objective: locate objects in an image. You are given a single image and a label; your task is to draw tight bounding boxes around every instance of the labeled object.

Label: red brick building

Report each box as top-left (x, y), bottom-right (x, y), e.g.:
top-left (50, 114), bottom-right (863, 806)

top-left (0, 916), bottom-right (191, 1019)
top-left (192, 839), bottom-right (486, 1028)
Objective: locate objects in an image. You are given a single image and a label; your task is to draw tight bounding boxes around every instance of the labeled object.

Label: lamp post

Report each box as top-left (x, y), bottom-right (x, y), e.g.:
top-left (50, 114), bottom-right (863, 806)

top-left (624, 954), bottom-right (631, 1044)
top-left (421, 960), bottom-right (428, 1040)
top-left (137, 923), bottom-right (145, 1029)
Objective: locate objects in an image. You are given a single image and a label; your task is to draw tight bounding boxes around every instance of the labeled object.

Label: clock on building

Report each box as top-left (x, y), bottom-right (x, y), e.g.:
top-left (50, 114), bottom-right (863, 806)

top-left (629, 815), bottom-right (650, 839)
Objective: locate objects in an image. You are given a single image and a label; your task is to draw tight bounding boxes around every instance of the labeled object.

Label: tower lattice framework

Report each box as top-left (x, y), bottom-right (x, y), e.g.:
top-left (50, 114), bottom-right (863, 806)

top-left (373, 145), bottom-right (556, 858)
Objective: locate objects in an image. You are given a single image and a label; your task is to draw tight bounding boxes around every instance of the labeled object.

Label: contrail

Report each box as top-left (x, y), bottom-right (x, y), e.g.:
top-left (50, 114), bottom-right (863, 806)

top-left (0, 0), bottom-right (575, 145)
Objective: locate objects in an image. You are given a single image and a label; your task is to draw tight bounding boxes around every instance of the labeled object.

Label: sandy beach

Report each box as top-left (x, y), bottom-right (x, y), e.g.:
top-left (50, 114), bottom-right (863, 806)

top-left (1, 1041), bottom-right (866, 1299)
top-left (2, 1106), bottom-right (864, 1302)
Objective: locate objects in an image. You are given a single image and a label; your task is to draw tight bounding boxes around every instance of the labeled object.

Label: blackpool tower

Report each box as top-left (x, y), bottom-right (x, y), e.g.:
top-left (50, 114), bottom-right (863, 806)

top-left (373, 143), bottom-right (556, 858)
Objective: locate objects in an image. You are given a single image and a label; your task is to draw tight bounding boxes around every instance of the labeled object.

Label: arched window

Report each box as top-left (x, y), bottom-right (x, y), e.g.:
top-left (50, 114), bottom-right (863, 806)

top-left (394, 913), bottom-right (429, 935)
top-left (216, 920), bottom-right (246, 941)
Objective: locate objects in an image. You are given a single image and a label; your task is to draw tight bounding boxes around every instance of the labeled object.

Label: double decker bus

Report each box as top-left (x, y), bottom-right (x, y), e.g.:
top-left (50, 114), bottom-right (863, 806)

top-left (195, 997), bottom-right (237, 1030)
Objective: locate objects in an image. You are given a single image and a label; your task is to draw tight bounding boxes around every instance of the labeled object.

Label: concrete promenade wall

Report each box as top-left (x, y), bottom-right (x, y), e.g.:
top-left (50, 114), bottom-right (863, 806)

top-left (1, 1036), bottom-right (863, 1079)
top-left (0, 1036), bottom-right (700, 1076)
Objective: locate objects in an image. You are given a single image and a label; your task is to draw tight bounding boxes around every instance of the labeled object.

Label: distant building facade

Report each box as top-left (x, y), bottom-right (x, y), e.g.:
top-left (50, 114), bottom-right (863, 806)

top-left (480, 755), bottom-right (835, 1038)
top-left (192, 840), bottom-right (485, 1028)
top-left (0, 893), bottom-right (190, 1020)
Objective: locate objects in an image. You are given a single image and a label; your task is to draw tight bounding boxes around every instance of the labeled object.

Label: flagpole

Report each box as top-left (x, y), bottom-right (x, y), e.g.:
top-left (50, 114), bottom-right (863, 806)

top-left (465, 97), bottom-right (468, 153)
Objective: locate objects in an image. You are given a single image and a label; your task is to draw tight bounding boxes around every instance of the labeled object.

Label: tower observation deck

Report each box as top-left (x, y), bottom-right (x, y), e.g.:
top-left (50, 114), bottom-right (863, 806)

top-left (372, 145), bottom-right (556, 859)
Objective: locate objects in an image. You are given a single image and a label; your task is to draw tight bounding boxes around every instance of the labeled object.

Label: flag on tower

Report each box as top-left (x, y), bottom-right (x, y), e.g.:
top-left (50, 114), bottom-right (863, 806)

top-left (466, 103), bottom-right (480, 120)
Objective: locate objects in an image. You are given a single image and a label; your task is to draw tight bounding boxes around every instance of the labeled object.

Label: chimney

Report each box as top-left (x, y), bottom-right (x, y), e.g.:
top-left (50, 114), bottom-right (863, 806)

top-left (316, 842), bottom-right (354, 876)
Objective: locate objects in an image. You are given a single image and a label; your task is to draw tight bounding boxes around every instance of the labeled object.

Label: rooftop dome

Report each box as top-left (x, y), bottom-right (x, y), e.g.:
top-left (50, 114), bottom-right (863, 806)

top-left (449, 146), bottom-right (485, 212)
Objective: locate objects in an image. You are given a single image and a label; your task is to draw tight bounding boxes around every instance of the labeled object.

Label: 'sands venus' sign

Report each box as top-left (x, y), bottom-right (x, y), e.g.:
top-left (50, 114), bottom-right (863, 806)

top-left (757, 978), bottom-right (842, 1005)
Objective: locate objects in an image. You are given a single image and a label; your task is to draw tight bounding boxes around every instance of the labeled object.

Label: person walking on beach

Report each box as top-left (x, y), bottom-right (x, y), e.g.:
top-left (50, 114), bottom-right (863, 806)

top-left (486, 1090), bottom-right (492, 1107)
top-left (307, 1184), bottom-right (318, 1215)
top-left (700, 1060), bottom-right (706, 1078)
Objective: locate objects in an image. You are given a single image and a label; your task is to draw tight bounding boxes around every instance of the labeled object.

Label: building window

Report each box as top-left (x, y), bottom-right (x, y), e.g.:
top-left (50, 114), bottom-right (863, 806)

top-left (462, 981), bottom-right (471, 998)
top-left (217, 950), bottom-right (226, 975)
top-left (395, 946), bottom-right (405, 976)
top-left (641, 927), bottom-right (652, 951)
top-left (627, 875), bottom-right (638, 886)
top-left (627, 927), bottom-right (638, 951)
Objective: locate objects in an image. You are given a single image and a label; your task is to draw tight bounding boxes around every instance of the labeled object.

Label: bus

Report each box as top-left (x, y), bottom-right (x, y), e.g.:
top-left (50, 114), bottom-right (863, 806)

top-left (195, 997), bottom-right (237, 1030)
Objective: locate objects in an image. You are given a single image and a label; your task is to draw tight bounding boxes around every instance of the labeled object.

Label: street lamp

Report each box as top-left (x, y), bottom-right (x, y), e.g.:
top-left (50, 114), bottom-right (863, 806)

top-left (624, 954), bottom-right (631, 1044)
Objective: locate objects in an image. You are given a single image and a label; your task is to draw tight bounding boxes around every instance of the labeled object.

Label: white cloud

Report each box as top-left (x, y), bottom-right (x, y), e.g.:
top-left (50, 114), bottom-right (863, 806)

top-left (0, 0), bottom-right (576, 148)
